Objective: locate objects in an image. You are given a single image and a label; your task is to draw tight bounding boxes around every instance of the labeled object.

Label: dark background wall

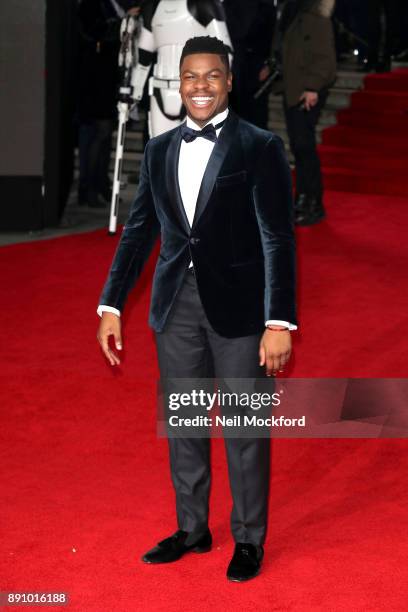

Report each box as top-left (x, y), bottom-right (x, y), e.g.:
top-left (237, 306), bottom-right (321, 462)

top-left (43, 0), bottom-right (78, 227)
top-left (0, 0), bottom-right (78, 231)
top-left (0, 1), bottom-right (45, 176)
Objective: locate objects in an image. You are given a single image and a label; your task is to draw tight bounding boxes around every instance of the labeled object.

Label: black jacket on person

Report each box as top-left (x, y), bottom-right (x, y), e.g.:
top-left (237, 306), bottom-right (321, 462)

top-left (99, 111), bottom-right (297, 338)
top-left (224, 0), bottom-right (275, 58)
top-left (281, 0), bottom-right (336, 107)
top-left (77, 0), bottom-right (121, 120)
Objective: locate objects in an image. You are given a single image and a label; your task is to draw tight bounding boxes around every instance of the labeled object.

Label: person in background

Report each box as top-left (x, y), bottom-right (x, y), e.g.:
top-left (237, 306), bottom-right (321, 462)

top-left (77, 0), bottom-right (141, 208)
top-left (279, 0), bottom-right (336, 226)
top-left (224, 0), bottom-right (276, 130)
top-left (366, 0), bottom-right (399, 72)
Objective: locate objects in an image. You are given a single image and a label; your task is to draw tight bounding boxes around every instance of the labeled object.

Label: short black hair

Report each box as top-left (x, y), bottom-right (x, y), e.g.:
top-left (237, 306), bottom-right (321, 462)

top-left (180, 36), bottom-right (230, 72)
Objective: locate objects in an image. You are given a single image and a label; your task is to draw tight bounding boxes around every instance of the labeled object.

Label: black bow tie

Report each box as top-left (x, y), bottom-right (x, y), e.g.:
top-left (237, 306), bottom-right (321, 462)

top-left (180, 119), bottom-right (226, 143)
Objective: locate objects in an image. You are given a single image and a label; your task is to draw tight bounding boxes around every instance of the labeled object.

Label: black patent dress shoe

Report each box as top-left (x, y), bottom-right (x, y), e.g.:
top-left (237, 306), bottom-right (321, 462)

top-left (295, 196), bottom-right (326, 226)
top-left (294, 193), bottom-right (308, 218)
top-left (227, 543), bottom-right (264, 582)
top-left (142, 529), bottom-right (212, 564)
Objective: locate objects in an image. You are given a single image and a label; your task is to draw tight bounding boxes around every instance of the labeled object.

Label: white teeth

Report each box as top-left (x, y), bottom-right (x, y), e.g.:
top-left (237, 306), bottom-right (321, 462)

top-left (191, 96), bottom-right (214, 105)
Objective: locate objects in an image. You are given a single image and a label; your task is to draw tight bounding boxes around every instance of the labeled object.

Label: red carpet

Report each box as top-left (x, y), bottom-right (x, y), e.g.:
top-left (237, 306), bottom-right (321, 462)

top-left (320, 68), bottom-right (408, 197)
top-left (1, 187), bottom-right (408, 611)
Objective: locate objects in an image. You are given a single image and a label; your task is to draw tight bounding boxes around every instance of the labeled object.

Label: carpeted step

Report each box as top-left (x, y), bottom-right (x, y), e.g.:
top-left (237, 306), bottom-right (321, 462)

top-left (318, 145), bottom-right (408, 173)
top-left (350, 90), bottom-right (408, 112)
top-left (322, 125), bottom-right (408, 153)
top-left (336, 108), bottom-right (408, 131)
top-left (322, 166), bottom-right (408, 197)
top-left (363, 70), bottom-right (408, 92)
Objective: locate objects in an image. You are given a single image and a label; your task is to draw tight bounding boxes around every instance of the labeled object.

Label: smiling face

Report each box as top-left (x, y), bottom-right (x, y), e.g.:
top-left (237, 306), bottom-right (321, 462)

top-left (179, 53), bottom-right (232, 127)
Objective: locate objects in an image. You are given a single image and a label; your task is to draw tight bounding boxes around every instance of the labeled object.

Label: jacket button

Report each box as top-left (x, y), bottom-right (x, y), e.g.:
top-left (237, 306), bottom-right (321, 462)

top-left (190, 237), bottom-right (200, 245)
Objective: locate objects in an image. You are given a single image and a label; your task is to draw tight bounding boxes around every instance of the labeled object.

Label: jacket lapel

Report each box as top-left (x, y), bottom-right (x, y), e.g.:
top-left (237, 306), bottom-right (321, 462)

top-left (192, 111), bottom-right (239, 228)
top-left (165, 125), bottom-right (190, 233)
top-left (164, 111), bottom-right (240, 232)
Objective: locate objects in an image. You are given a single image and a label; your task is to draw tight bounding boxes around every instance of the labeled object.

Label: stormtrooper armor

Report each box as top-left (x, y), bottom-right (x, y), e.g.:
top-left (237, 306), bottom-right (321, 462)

top-left (132, 0), bottom-right (232, 136)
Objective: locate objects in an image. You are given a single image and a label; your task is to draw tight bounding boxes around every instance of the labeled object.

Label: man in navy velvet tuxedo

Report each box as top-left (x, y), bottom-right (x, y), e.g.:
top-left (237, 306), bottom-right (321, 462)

top-left (97, 36), bottom-right (297, 582)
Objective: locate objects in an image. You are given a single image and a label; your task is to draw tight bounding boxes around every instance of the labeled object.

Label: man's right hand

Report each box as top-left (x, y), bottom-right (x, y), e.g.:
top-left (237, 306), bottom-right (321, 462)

top-left (299, 91), bottom-right (318, 111)
top-left (97, 312), bottom-right (122, 366)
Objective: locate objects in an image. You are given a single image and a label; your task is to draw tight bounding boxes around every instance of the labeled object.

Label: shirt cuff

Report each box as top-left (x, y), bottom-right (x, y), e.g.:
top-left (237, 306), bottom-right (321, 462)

top-left (265, 320), bottom-right (297, 330)
top-left (97, 305), bottom-right (121, 318)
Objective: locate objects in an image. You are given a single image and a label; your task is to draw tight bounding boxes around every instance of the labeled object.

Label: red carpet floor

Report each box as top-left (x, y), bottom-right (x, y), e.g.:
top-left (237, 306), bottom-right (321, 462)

top-left (1, 188), bottom-right (408, 611)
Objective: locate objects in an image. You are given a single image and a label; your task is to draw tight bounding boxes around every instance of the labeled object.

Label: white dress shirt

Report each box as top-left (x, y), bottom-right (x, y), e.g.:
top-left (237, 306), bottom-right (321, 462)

top-left (98, 108), bottom-right (297, 330)
top-left (178, 109), bottom-right (229, 228)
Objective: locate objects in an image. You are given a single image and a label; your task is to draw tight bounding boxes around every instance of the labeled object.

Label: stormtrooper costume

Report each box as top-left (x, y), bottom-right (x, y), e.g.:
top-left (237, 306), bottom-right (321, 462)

top-left (131, 0), bottom-right (232, 136)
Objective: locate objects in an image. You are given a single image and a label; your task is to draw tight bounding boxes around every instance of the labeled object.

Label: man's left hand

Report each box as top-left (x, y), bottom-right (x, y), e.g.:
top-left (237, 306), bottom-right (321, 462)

top-left (259, 329), bottom-right (292, 376)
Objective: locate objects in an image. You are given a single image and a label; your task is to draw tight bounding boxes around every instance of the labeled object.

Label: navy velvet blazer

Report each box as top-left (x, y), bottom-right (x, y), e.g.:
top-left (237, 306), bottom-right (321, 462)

top-left (99, 111), bottom-right (297, 338)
